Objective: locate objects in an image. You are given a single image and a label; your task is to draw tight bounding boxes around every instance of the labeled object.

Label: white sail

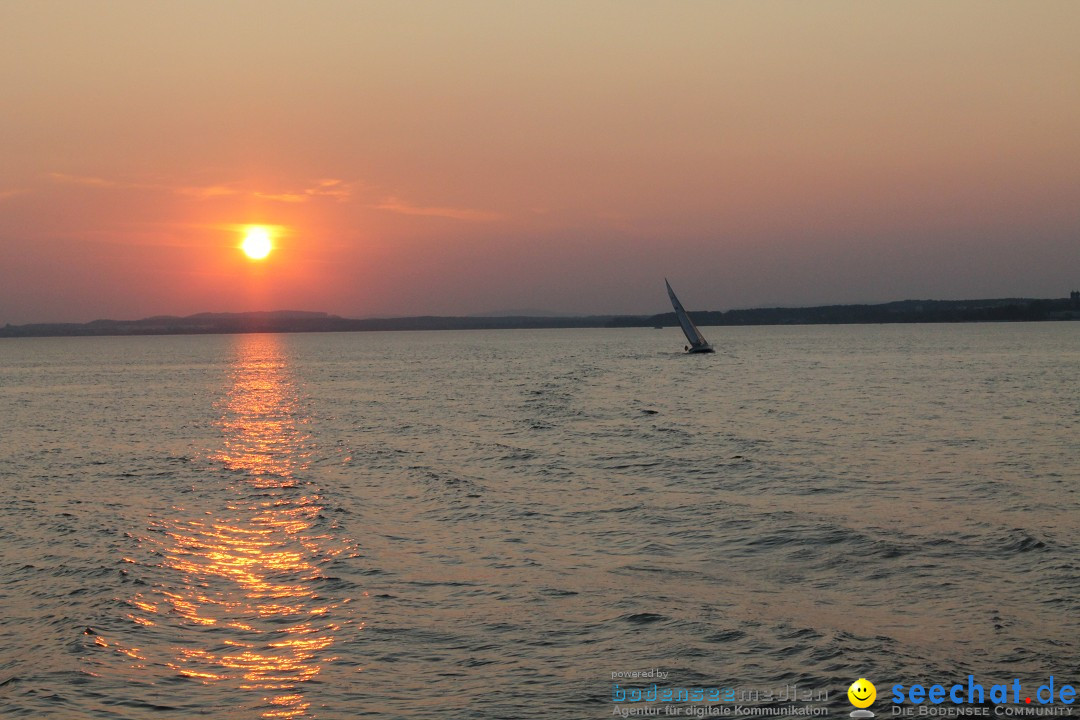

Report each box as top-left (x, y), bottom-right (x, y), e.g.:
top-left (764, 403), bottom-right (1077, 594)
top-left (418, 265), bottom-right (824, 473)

top-left (665, 279), bottom-right (713, 353)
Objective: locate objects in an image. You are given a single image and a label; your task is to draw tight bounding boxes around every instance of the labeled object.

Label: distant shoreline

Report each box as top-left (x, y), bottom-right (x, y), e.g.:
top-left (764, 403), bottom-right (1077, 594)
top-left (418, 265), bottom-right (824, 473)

top-left (2, 297), bottom-right (1078, 338)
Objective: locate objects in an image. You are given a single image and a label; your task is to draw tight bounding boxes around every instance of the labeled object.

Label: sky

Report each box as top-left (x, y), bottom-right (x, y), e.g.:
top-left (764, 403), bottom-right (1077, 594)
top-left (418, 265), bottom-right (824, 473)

top-left (1, 1), bottom-right (1079, 324)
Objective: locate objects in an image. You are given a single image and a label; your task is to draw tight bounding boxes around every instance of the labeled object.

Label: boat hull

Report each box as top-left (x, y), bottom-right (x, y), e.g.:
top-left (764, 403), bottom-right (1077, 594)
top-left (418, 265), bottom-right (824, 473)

top-left (686, 345), bottom-right (715, 354)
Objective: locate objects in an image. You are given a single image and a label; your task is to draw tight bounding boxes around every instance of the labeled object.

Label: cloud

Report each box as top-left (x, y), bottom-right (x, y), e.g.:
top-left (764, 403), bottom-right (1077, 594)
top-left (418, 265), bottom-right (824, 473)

top-left (45, 173), bottom-right (496, 223)
top-left (254, 191), bottom-right (308, 203)
top-left (49, 172), bottom-right (173, 194)
top-left (176, 185), bottom-right (241, 199)
top-left (0, 188), bottom-right (26, 201)
top-left (46, 172), bottom-right (354, 204)
top-left (309, 178), bottom-right (351, 201)
top-left (256, 178), bottom-right (353, 203)
top-left (48, 172), bottom-right (130, 188)
top-left (374, 196), bottom-right (501, 222)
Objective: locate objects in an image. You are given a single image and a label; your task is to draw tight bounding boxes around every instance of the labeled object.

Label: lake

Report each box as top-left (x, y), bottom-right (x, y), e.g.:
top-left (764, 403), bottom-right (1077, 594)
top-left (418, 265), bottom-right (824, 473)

top-left (1, 324), bottom-right (1077, 718)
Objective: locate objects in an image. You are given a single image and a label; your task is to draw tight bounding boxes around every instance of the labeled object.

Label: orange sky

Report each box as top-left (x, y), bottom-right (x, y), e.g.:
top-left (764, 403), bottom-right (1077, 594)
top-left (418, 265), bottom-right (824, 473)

top-left (2, 1), bottom-right (1079, 323)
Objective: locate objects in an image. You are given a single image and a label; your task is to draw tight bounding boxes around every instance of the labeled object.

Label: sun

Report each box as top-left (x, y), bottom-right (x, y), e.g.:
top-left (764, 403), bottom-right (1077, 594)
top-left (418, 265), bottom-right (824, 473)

top-left (241, 227), bottom-right (273, 260)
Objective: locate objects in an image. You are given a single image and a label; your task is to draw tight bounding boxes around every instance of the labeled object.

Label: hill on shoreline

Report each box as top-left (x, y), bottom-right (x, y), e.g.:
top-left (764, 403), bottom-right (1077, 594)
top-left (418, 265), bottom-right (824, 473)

top-left (2, 297), bottom-right (1078, 338)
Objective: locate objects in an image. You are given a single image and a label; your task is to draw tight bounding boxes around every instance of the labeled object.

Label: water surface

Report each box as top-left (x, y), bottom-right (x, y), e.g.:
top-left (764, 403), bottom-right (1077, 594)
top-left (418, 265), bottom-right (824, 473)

top-left (1, 324), bottom-right (1077, 718)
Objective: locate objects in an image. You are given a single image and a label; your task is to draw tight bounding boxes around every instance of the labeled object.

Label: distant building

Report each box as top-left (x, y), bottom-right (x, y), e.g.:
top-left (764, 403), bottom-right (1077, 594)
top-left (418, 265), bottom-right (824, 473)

top-left (1072, 290), bottom-right (1080, 308)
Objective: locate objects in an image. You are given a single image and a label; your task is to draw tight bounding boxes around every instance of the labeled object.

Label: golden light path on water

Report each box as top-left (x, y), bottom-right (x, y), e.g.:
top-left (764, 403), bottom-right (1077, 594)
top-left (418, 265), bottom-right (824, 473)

top-left (126, 335), bottom-right (360, 718)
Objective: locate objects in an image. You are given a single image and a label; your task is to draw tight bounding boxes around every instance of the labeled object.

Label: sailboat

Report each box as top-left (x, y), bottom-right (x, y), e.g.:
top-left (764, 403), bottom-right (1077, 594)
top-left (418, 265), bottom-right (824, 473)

top-left (665, 279), bottom-right (715, 353)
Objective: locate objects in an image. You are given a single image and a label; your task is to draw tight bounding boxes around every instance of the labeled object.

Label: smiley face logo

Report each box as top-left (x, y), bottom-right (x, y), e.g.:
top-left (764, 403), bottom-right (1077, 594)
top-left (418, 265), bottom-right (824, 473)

top-left (848, 678), bottom-right (876, 708)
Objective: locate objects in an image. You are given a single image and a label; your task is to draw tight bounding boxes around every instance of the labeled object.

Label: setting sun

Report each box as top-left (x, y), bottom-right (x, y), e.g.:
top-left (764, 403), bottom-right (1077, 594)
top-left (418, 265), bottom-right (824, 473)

top-left (240, 227), bottom-right (273, 260)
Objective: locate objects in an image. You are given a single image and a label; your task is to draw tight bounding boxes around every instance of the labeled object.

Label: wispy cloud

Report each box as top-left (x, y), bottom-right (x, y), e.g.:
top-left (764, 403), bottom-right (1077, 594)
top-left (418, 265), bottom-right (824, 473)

top-left (49, 172), bottom-right (133, 189)
top-left (49, 172), bottom-right (180, 195)
top-left (309, 178), bottom-right (352, 201)
top-left (256, 178), bottom-right (353, 203)
top-left (374, 196), bottom-right (501, 222)
top-left (254, 191), bottom-right (308, 203)
top-left (43, 173), bottom-right (497, 223)
top-left (176, 184), bottom-right (241, 199)
top-left (47, 173), bottom-right (354, 204)
top-left (0, 188), bottom-right (26, 201)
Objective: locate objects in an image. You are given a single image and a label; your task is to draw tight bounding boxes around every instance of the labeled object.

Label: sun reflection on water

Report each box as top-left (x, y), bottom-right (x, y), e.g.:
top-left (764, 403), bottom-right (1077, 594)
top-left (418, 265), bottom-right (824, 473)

top-left (126, 334), bottom-right (360, 718)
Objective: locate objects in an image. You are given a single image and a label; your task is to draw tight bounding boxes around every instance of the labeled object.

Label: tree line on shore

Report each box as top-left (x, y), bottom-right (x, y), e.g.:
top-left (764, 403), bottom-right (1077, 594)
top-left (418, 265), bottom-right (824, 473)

top-left (3, 296), bottom-right (1078, 338)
